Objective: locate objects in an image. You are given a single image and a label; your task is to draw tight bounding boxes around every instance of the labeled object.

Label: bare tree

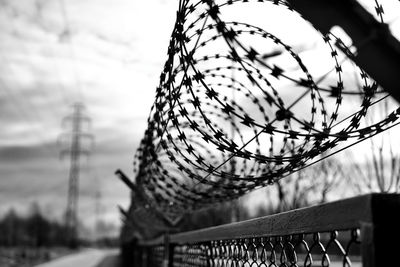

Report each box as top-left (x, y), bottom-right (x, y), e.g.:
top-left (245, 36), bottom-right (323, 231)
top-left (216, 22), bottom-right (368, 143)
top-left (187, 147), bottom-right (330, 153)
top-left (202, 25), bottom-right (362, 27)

top-left (344, 99), bottom-right (400, 194)
top-left (261, 157), bottom-right (343, 215)
top-left (344, 136), bottom-right (400, 194)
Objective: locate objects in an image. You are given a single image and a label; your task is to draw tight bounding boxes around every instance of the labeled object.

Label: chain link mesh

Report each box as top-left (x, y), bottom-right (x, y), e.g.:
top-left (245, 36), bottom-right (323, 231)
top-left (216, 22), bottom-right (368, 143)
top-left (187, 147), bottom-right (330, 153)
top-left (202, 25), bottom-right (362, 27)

top-left (138, 229), bottom-right (361, 267)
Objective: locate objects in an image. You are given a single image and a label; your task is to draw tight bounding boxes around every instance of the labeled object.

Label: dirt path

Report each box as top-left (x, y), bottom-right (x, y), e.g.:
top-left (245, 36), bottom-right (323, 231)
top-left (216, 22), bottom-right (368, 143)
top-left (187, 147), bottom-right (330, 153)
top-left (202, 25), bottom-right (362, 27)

top-left (34, 249), bottom-right (119, 267)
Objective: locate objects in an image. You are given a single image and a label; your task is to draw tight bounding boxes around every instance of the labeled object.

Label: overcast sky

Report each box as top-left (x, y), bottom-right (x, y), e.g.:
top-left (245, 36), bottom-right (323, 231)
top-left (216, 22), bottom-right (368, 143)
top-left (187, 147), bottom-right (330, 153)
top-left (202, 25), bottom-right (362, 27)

top-left (0, 0), bottom-right (177, 231)
top-left (1, 0), bottom-right (400, 234)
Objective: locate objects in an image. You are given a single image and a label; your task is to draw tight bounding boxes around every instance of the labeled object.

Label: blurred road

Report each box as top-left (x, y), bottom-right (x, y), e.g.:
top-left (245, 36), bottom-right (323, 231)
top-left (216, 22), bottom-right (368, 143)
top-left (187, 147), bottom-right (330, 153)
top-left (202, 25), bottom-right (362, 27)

top-left (34, 249), bottom-right (120, 267)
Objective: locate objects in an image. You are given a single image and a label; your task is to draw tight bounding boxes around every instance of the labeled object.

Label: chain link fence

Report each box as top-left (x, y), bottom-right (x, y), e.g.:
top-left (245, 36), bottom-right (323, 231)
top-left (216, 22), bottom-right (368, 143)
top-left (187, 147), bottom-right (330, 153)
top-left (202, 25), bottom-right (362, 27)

top-left (123, 194), bottom-right (400, 267)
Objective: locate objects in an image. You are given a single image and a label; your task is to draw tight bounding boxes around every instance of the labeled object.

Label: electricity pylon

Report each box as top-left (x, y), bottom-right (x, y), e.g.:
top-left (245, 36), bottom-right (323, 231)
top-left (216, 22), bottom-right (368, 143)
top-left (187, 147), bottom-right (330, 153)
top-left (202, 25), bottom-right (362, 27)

top-left (60, 102), bottom-right (93, 247)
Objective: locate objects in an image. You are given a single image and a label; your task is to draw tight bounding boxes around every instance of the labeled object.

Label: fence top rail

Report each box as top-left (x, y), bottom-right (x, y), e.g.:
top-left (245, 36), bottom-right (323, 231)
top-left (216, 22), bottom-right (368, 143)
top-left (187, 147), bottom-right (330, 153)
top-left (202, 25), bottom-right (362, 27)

top-left (138, 193), bottom-right (400, 246)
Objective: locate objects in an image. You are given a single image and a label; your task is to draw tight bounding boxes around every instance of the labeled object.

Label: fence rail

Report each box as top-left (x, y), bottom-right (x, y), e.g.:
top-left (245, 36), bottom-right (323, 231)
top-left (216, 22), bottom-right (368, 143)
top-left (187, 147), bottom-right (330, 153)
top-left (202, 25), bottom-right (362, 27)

top-left (122, 193), bottom-right (400, 267)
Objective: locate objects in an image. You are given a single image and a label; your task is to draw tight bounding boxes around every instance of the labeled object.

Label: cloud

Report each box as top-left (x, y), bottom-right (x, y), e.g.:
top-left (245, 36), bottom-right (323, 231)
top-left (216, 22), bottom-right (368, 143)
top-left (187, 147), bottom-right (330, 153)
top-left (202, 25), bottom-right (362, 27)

top-left (1, 0), bottom-right (398, 230)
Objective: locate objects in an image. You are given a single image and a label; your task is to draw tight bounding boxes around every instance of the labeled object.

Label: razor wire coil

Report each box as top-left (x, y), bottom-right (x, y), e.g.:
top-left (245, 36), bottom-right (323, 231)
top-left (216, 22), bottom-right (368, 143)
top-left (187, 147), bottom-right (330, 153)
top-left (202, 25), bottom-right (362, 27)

top-left (130, 0), bottom-right (400, 220)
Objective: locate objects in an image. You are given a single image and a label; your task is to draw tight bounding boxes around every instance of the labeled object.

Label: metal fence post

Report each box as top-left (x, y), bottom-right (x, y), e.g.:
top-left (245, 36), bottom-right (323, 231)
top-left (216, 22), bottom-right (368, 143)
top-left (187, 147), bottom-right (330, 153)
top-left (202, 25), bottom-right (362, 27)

top-left (206, 241), bottom-right (213, 267)
top-left (361, 194), bottom-right (400, 267)
top-left (163, 234), bottom-right (171, 267)
top-left (143, 247), bottom-right (149, 267)
top-left (168, 243), bottom-right (175, 267)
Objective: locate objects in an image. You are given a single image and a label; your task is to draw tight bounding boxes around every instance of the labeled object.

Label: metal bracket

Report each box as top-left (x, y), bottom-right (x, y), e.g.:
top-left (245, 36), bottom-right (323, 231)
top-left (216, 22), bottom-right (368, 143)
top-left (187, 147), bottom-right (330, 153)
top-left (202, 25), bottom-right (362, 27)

top-left (287, 0), bottom-right (400, 102)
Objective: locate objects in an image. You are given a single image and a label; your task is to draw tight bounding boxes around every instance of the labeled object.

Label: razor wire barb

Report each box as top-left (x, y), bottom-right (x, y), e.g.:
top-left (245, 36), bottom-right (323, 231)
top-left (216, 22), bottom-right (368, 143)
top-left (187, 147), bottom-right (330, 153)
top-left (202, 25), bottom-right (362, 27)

top-left (129, 0), bottom-right (400, 222)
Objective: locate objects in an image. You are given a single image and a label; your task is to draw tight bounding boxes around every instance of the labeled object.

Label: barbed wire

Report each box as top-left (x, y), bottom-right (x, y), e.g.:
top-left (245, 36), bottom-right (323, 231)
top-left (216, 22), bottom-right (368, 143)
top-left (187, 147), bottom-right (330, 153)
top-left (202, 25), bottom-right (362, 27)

top-left (127, 0), bottom-right (400, 224)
